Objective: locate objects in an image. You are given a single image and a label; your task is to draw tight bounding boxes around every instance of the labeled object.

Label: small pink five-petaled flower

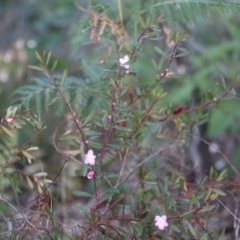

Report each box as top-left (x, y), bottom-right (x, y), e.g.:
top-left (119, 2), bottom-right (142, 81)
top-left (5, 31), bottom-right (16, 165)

top-left (87, 171), bottom-right (94, 179)
top-left (125, 69), bottom-right (130, 75)
top-left (107, 114), bottom-right (112, 120)
top-left (119, 55), bottom-right (130, 69)
top-left (6, 118), bottom-right (13, 123)
top-left (154, 215), bottom-right (168, 231)
top-left (84, 149), bottom-right (96, 165)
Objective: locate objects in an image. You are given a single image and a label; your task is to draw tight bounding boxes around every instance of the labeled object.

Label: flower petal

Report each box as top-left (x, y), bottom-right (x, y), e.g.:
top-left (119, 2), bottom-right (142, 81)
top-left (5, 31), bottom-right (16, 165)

top-left (119, 55), bottom-right (130, 69)
top-left (85, 149), bottom-right (96, 165)
top-left (87, 171), bottom-right (94, 179)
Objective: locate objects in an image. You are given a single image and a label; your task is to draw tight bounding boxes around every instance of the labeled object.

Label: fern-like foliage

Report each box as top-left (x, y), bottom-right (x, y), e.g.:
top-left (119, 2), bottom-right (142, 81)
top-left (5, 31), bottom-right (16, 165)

top-left (14, 0), bottom-right (240, 120)
top-left (13, 77), bottom-right (63, 116)
top-left (159, 0), bottom-right (240, 25)
top-left (124, 0), bottom-right (240, 29)
top-left (13, 65), bottom-right (111, 120)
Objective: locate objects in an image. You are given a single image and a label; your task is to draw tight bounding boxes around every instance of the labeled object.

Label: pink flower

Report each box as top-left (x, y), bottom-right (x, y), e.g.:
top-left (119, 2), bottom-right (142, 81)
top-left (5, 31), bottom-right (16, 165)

top-left (85, 140), bottom-right (89, 144)
top-left (84, 149), bottom-right (96, 165)
top-left (6, 118), bottom-right (13, 123)
top-left (119, 55), bottom-right (130, 69)
top-left (87, 171), bottom-right (94, 179)
top-left (107, 114), bottom-right (112, 120)
top-left (154, 215), bottom-right (168, 230)
top-left (125, 69), bottom-right (130, 75)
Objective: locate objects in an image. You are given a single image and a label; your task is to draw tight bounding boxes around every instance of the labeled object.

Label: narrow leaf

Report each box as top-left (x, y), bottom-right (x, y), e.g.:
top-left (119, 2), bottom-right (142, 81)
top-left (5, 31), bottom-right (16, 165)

top-left (46, 51), bottom-right (52, 65)
top-left (105, 188), bottom-right (120, 194)
top-left (26, 176), bottom-right (34, 189)
top-left (212, 188), bottom-right (226, 196)
top-left (61, 69), bottom-right (68, 86)
top-left (185, 220), bottom-right (196, 237)
top-left (26, 147), bottom-right (39, 151)
top-left (28, 65), bottom-right (43, 71)
top-left (1, 126), bottom-right (14, 137)
top-left (72, 206), bottom-right (89, 214)
top-left (73, 191), bottom-right (93, 197)
top-left (74, 2), bottom-right (87, 12)
top-left (154, 46), bottom-right (165, 56)
top-left (82, 164), bottom-right (88, 177)
top-left (21, 150), bottom-right (33, 160)
top-left (37, 184), bottom-right (43, 193)
top-left (51, 60), bottom-right (58, 71)
top-left (34, 172), bottom-right (47, 177)
top-left (35, 51), bottom-right (43, 63)
top-left (6, 107), bottom-right (13, 118)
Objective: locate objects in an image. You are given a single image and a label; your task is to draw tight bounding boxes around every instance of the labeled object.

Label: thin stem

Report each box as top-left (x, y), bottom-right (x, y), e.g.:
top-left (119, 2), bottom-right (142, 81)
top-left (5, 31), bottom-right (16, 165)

top-left (105, 146), bottom-right (129, 210)
top-left (117, 0), bottom-right (123, 29)
top-left (43, 64), bottom-right (88, 150)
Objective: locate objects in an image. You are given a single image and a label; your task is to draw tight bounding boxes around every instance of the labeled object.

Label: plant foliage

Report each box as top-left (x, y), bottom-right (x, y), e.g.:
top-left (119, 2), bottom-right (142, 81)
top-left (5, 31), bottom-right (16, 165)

top-left (1, 0), bottom-right (240, 239)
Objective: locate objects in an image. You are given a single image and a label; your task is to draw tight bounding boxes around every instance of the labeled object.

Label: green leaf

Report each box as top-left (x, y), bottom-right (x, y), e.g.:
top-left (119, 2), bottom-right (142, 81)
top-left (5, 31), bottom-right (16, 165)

top-left (199, 205), bottom-right (215, 213)
top-left (48, 97), bottom-right (60, 106)
top-left (51, 60), bottom-right (58, 71)
top-left (208, 217), bottom-right (218, 222)
top-left (35, 51), bottom-right (43, 62)
top-left (209, 167), bottom-right (214, 179)
top-left (46, 51), bottom-right (51, 65)
top-left (74, 2), bottom-right (87, 12)
top-left (181, 209), bottom-right (195, 217)
top-left (113, 125), bottom-right (132, 132)
top-left (150, 203), bottom-right (159, 217)
top-left (28, 65), bottom-right (43, 71)
top-left (179, 32), bottom-right (187, 41)
top-left (200, 233), bottom-right (209, 240)
top-left (26, 176), bottom-right (34, 189)
top-left (26, 147), bottom-right (39, 151)
top-left (105, 173), bottom-right (119, 179)
top-left (82, 111), bottom-right (97, 126)
top-left (21, 150), bottom-right (33, 160)
top-left (130, 222), bottom-right (142, 236)
top-left (73, 191), bottom-right (93, 197)
top-left (138, 15), bottom-right (146, 28)
top-left (154, 46), bottom-right (166, 56)
top-left (1, 126), bottom-right (14, 137)
top-left (82, 164), bottom-right (88, 177)
top-left (106, 143), bottom-right (120, 150)
top-left (105, 188), bottom-right (120, 194)
top-left (205, 187), bottom-right (212, 201)
top-left (189, 195), bottom-right (197, 210)
top-left (110, 78), bottom-right (117, 89)
top-left (178, 177), bottom-right (185, 192)
top-left (58, 134), bottom-right (78, 141)
top-left (167, 209), bottom-right (178, 217)
top-left (75, 165), bottom-right (88, 177)
top-left (72, 206), bottom-right (89, 214)
top-left (144, 181), bottom-right (158, 185)
top-left (61, 68), bottom-right (68, 86)
top-left (178, 47), bottom-right (188, 53)
top-left (98, 193), bottom-right (113, 204)
top-left (175, 52), bottom-right (189, 57)
top-left (172, 32), bottom-right (178, 43)
top-left (198, 176), bottom-right (207, 187)
top-left (184, 220), bottom-right (196, 237)
top-left (216, 169), bottom-right (227, 181)
top-left (207, 92), bottom-right (213, 100)
top-left (212, 188), bottom-right (226, 196)
top-left (84, 130), bottom-right (102, 136)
